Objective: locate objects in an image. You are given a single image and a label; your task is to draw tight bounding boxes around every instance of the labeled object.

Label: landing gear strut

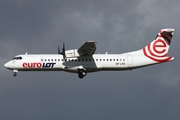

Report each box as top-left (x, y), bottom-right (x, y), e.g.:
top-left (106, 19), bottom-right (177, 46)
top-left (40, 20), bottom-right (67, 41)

top-left (78, 69), bottom-right (87, 79)
top-left (13, 70), bottom-right (18, 77)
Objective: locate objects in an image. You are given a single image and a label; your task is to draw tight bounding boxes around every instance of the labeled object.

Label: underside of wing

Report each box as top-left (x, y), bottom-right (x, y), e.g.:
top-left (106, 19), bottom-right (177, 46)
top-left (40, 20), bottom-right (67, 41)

top-left (78, 41), bottom-right (97, 56)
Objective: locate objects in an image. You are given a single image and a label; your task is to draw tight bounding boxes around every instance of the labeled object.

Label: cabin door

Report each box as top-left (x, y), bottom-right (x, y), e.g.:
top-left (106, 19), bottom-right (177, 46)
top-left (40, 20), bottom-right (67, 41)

top-left (127, 55), bottom-right (133, 68)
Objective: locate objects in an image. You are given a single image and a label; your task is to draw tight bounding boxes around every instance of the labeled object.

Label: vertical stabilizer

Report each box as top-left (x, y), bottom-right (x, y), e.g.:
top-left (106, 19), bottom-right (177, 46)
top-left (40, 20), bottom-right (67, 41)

top-left (142, 28), bottom-right (174, 63)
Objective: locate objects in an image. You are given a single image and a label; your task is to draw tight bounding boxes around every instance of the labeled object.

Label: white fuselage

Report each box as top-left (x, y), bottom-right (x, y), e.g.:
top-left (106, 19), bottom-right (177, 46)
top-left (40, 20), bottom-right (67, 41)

top-left (4, 52), bottom-right (164, 73)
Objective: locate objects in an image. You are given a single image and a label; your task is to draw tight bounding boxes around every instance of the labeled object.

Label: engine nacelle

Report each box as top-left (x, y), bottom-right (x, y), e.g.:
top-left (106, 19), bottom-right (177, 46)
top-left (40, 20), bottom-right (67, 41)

top-left (65, 49), bottom-right (80, 58)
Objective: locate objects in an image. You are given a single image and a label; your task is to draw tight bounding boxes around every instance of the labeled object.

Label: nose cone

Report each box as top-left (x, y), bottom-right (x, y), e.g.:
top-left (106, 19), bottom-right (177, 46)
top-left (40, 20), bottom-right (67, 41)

top-left (4, 62), bottom-right (9, 69)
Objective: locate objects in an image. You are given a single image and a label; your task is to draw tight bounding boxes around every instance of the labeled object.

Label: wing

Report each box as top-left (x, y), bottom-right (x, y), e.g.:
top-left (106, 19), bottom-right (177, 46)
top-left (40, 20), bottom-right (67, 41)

top-left (78, 40), bottom-right (97, 56)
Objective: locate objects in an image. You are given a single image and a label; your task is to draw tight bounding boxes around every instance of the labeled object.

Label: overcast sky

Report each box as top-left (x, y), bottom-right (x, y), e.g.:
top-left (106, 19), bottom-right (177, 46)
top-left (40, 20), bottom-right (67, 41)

top-left (1, 0), bottom-right (180, 120)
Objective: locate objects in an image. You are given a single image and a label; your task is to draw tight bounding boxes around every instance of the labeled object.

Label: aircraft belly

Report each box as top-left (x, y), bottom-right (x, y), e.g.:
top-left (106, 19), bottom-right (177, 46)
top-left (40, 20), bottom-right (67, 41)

top-left (16, 67), bottom-right (63, 71)
top-left (65, 64), bottom-right (99, 73)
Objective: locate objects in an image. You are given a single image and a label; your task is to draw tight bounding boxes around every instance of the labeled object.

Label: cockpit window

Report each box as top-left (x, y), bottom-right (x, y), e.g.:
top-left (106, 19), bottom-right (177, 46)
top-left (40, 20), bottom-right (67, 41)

top-left (12, 56), bottom-right (22, 60)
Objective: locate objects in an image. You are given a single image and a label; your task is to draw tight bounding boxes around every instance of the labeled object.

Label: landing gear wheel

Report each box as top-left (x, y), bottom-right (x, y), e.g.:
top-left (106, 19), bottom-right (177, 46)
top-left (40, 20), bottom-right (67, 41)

top-left (82, 71), bottom-right (86, 76)
top-left (13, 72), bottom-right (17, 77)
top-left (78, 69), bottom-right (87, 79)
top-left (13, 70), bottom-right (18, 77)
top-left (78, 74), bottom-right (84, 79)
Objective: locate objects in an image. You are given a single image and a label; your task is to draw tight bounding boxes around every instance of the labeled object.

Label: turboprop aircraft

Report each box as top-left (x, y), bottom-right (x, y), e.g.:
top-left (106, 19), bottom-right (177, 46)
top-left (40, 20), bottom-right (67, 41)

top-left (4, 28), bottom-right (175, 78)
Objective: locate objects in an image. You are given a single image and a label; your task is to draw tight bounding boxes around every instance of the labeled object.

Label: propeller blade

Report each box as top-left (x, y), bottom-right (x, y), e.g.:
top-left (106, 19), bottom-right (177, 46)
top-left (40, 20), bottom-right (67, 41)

top-left (60, 42), bottom-right (66, 59)
top-left (62, 42), bottom-right (65, 53)
top-left (58, 46), bottom-right (61, 54)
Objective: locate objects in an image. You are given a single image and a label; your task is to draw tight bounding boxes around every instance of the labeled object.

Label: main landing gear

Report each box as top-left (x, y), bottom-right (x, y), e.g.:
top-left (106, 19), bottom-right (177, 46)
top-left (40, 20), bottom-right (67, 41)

top-left (13, 70), bottom-right (18, 77)
top-left (78, 69), bottom-right (87, 79)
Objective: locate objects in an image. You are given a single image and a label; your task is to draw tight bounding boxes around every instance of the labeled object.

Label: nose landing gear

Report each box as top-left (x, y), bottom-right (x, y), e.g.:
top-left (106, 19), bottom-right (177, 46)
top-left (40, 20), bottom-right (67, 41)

top-left (13, 70), bottom-right (18, 77)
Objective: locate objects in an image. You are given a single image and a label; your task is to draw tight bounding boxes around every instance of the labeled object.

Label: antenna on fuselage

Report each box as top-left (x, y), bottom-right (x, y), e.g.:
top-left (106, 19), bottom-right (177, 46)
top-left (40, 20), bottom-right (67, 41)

top-left (25, 52), bottom-right (28, 55)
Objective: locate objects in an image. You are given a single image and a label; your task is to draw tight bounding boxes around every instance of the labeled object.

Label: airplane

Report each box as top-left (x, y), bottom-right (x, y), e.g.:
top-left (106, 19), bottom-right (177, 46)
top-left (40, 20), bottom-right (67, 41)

top-left (4, 28), bottom-right (175, 79)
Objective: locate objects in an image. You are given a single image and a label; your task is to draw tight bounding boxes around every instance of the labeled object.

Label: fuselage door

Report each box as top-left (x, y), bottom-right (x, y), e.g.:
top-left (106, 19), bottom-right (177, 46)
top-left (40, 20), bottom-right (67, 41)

top-left (127, 55), bottom-right (133, 68)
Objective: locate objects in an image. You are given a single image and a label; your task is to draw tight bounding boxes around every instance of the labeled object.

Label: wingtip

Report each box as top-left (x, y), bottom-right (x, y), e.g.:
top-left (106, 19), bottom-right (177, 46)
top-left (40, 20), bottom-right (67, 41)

top-left (87, 40), bottom-right (96, 43)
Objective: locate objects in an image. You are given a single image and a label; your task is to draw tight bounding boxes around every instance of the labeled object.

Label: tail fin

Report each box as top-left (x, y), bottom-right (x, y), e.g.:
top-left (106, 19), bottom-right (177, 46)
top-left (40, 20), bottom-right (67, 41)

top-left (142, 28), bottom-right (175, 62)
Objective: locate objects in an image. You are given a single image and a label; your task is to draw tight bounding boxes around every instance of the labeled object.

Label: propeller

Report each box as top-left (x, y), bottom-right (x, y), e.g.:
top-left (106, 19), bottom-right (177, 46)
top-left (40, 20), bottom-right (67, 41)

top-left (58, 46), bottom-right (61, 54)
top-left (62, 43), bottom-right (65, 54)
top-left (59, 42), bottom-right (66, 59)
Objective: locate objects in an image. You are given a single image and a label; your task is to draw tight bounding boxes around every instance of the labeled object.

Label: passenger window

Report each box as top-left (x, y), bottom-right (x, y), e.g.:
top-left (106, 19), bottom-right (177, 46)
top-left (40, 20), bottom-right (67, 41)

top-left (96, 59), bottom-right (98, 61)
